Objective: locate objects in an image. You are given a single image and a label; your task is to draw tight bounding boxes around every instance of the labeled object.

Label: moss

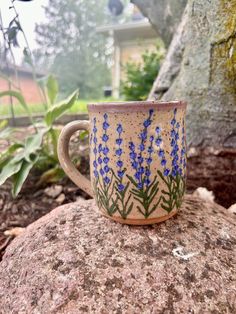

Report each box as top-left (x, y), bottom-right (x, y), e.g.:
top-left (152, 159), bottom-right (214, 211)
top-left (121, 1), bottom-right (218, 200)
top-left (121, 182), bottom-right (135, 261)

top-left (220, 0), bottom-right (236, 36)
top-left (210, 0), bottom-right (236, 94)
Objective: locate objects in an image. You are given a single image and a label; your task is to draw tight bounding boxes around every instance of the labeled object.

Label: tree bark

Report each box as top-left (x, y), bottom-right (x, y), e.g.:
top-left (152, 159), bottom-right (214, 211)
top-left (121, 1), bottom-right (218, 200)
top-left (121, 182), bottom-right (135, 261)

top-left (133, 0), bottom-right (236, 148)
top-left (131, 0), bottom-right (187, 46)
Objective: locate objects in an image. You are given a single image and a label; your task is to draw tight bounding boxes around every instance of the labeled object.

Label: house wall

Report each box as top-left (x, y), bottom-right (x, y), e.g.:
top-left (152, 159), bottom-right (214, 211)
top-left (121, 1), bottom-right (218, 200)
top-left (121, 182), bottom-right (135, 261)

top-left (0, 75), bottom-right (42, 105)
top-left (112, 38), bottom-right (157, 98)
top-left (120, 38), bottom-right (157, 78)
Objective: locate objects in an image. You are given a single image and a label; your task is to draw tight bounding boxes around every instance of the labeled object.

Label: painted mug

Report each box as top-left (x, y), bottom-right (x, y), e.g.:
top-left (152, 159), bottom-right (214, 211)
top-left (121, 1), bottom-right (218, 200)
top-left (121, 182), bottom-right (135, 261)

top-left (58, 101), bottom-right (187, 225)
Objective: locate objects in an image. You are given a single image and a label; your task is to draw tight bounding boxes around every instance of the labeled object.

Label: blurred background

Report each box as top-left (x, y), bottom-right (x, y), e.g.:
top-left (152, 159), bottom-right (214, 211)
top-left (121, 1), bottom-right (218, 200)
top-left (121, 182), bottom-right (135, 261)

top-left (0, 0), bottom-right (235, 257)
top-left (0, 0), bottom-right (164, 110)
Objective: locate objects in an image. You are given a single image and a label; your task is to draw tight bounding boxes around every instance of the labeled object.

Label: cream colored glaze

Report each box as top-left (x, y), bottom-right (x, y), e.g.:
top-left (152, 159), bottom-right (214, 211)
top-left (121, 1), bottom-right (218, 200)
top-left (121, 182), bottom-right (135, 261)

top-left (57, 120), bottom-right (93, 197)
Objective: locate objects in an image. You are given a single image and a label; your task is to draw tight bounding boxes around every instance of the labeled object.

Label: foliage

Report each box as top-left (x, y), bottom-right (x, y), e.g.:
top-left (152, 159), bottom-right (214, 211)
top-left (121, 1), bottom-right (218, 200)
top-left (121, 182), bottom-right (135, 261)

top-left (121, 44), bottom-right (164, 100)
top-left (35, 0), bottom-right (112, 98)
top-left (0, 75), bottom-right (79, 197)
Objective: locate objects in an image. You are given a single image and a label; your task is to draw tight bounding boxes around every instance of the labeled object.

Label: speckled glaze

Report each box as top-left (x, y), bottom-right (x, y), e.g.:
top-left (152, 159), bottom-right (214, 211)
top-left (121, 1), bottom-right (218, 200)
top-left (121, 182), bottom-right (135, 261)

top-left (58, 101), bottom-right (187, 225)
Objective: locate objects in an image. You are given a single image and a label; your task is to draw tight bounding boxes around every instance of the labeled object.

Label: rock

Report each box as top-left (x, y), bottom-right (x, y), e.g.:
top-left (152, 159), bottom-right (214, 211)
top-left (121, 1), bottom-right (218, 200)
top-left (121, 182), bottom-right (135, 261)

top-left (188, 146), bottom-right (197, 157)
top-left (0, 195), bottom-right (236, 313)
top-left (228, 204), bottom-right (236, 215)
top-left (193, 187), bottom-right (215, 203)
top-left (4, 227), bottom-right (25, 237)
top-left (44, 185), bottom-right (63, 198)
top-left (75, 196), bottom-right (85, 202)
top-left (55, 193), bottom-right (66, 204)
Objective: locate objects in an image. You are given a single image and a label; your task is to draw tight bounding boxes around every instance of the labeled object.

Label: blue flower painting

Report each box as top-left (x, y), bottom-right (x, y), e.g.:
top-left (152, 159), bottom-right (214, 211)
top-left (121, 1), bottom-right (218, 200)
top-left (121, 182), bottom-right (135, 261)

top-left (92, 113), bottom-right (117, 216)
top-left (155, 108), bottom-right (186, 212)
top-left (115, 123), bottom-right (124, 190)
top-left (127, 109), bottom-right (162, 218)
top-left (111, 123), bottom-right (134, 218)
top-left (129, 109), bottom-right (154, 190)
top-left (155, 126), bottom-right (170, 177)
top-left (92, 118), bottom-right (99, 178)
top-left (92, 107), bottom-right (186, 219)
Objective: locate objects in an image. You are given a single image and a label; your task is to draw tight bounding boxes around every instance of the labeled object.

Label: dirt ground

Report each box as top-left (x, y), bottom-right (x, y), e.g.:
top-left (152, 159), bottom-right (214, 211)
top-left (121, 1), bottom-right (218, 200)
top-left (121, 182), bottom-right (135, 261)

top-left (187, 147), bottom-right (236, 208)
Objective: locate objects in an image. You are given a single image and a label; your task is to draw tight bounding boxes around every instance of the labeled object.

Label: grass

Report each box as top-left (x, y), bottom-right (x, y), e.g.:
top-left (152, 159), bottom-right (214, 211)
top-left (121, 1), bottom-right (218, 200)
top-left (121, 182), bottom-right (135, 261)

top-left (0, 100), bottom-right (90, 117)
top-left (0, 97), bottom-right (117, 117)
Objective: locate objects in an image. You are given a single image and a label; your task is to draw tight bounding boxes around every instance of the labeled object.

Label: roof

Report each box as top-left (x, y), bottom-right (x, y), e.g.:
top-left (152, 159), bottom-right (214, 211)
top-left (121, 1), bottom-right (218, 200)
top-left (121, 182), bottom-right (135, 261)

top-left (97, 20), bottom-right (157, 42)
top-left (0, 64), bottom-right (45, 78)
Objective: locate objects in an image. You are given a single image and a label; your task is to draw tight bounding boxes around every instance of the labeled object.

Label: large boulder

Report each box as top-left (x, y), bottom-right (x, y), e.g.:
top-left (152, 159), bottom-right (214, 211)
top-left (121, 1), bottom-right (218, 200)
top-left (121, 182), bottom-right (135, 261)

top-left (0, 195), bottom-right (236, 313)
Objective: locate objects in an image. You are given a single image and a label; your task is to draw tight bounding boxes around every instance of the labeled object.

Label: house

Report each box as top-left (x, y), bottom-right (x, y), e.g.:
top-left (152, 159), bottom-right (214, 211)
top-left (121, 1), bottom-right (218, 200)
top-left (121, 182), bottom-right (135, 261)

top-left (97, 6), bottom-right (158, 98)
top-left (0, 65), bottom-right (44, 104)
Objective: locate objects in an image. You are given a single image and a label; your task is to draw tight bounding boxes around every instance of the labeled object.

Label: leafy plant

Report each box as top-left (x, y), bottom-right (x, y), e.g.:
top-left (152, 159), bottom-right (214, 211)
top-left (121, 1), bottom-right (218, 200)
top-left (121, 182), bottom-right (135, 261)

top-left (121, 44), bottom-right (164, 100)
top-left (0, 75), bottom-right (78, 197)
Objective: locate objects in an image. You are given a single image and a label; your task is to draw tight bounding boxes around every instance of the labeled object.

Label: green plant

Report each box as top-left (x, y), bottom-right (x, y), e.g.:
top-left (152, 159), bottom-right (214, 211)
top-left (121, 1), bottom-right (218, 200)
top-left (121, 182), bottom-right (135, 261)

top-left (0, 75), bottom-right (78, 197)
top-left (121, 44), bottom-right (164, 101)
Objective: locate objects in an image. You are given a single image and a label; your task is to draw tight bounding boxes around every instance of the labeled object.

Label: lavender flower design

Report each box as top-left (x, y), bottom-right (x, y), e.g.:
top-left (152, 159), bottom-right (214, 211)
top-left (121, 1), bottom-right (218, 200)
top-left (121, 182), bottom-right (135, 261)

top-left (91, 117), bottom-right (100, 206)
top-left (101, 113), bottom-right (110, 185)
top-left (180, 125), bottom-right (187, 175)
top-left (93, 113), bottom-right (117, 216)
top-left (170, 108), bottom-right (181, 177)
top-left (92, 118), bottom-right (99, 179)
top-left (156, 108), bottom-right (186, 212)
top-left (115, 123), bottom-right (125, 191)
top-left (111, 124), bottom-right (134, 219)
top-left (127, 109), bottom-right (161, 218)
top-left (92, 109), bottom-right (186, 219)
top-left (155, 126), bottom-right (170, 177)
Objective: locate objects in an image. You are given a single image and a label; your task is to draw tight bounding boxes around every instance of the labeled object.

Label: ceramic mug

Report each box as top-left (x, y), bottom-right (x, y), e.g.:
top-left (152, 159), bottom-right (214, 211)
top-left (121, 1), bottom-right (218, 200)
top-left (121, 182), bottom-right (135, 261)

top-left (58, 101), bottom-right (187, 225)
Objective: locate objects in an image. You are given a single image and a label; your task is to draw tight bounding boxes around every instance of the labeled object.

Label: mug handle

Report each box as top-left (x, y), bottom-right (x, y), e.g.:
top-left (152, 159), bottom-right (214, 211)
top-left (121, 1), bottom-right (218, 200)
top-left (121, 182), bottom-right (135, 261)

top-left (57, 120), bottom-right (93, 197)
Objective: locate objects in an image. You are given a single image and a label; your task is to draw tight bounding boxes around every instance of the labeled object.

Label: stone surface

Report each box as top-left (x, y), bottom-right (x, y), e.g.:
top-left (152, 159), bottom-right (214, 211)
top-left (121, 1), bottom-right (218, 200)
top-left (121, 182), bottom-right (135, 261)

top-left (0, 195), bottom-right (236, 313)
top-left (193, 187), bottom-right (215, 203)
top-left (44, 185), bottom-right (63, 198)
top-left (228, 204), bottom-right (236, 215)
top-left (132, 0), bottom-right (187, 46)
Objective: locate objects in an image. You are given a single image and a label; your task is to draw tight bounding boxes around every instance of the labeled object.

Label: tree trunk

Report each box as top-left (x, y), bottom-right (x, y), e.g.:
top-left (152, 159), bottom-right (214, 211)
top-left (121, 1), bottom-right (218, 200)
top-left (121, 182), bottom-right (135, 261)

top-left (131, 0), bottom-right (187, 46)
top-left (133, 0), bottom-right (236, 148)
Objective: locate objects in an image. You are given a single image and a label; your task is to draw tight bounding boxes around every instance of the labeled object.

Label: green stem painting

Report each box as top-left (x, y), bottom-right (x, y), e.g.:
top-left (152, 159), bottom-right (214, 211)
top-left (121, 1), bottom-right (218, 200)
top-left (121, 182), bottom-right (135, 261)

top-left (93, 171), bottom-right (186, 219)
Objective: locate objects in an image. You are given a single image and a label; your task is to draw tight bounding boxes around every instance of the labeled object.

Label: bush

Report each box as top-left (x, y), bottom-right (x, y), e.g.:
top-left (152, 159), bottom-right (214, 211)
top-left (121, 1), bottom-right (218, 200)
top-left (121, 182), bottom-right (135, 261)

top-left (121, 45), bottom-right (164, 101)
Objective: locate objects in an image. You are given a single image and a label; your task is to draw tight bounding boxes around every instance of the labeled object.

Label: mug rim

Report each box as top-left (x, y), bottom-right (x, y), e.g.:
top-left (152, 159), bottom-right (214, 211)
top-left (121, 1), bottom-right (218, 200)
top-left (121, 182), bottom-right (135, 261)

top-left (88, 100), bottom-right (187, 112)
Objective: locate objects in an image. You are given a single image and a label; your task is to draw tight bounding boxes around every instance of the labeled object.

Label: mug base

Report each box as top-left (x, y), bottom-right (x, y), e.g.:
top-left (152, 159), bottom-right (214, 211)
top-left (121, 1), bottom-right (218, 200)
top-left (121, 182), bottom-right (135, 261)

top-left (101, 209), bottom-right (178, 225)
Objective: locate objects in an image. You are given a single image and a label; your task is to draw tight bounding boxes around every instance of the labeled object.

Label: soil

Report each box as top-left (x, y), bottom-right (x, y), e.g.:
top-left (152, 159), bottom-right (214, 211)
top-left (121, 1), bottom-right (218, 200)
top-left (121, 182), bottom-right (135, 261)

top-left (187, 147), bottom-right (236, 208)
top-left (0, 144), bottom-right (235, 261)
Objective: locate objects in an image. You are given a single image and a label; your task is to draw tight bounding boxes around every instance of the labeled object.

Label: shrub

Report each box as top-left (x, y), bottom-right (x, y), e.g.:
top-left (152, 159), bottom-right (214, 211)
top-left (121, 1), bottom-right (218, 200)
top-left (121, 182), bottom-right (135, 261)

top-left (121, 44), bottom-right (164, 101)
